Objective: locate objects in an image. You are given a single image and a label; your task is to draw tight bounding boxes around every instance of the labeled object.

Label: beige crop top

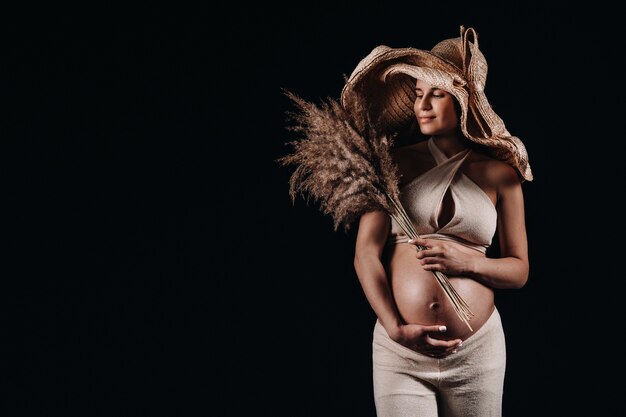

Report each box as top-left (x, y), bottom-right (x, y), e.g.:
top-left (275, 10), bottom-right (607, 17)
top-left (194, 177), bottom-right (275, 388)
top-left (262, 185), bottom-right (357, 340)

top-left (387, 138), bottom-right (497, 254)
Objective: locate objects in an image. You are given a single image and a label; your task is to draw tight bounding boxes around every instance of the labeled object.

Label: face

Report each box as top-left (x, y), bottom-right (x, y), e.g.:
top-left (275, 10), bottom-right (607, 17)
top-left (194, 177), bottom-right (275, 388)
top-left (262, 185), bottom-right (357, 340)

top-left (413, 79), bottom-right (459, 136)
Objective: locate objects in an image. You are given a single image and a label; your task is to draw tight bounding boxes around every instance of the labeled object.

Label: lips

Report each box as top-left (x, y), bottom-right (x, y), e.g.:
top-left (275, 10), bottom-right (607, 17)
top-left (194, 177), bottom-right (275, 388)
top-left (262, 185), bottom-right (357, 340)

top-left (418, 116), bottom-right (435, 123)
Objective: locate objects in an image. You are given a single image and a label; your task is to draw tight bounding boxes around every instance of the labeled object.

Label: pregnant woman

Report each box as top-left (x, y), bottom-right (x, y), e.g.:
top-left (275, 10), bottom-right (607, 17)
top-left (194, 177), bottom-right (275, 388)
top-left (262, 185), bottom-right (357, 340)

top-left (349, 27), bottom-right (533, 416)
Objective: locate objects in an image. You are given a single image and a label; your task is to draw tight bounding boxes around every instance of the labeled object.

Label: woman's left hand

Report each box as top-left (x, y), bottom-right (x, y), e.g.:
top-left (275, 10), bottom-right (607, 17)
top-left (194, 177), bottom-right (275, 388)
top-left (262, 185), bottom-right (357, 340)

top-left (408, 237), bottom-right (478, 276)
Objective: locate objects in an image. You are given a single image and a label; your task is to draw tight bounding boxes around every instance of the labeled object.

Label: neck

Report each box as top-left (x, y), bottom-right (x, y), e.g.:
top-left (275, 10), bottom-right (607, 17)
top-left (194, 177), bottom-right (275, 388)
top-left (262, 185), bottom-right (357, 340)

top-left (431, 133), bottom-right (468, 158)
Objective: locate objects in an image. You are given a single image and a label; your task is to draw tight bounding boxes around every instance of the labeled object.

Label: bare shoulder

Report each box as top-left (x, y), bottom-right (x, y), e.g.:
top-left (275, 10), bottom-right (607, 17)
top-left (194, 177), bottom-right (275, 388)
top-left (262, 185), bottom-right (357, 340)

top-left (468, 151), bottom-right (521, 189)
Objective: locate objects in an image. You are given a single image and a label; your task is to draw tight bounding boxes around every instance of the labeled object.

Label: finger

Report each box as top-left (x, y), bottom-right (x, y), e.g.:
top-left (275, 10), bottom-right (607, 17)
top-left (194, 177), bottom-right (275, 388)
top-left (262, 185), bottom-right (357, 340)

top-left (420, 256), bottom-right (441, 264)
top-left (423, 340), bottom-right (462, 353)
top-left (422, 346), bottom-right (449, 355)
top-left (421, 325), bottom-right (449, 334)
top-left (417, 344), bottom-right (446, 355)
top-left (415, 249), bottom-right (439, 259)
top-left (425, 335), bottom-right (463, 348)
top-left (408, 238), bottom-right (432, 248)
top-left (422, 263), bottom-right (443, 271)
top-left (440, 342), bottom-right (463, 355)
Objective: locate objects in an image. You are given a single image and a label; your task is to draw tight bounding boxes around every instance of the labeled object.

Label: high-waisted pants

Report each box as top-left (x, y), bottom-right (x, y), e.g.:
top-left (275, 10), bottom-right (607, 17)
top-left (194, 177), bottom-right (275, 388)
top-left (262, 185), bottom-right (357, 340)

top-left (372, 308), bottom-right (506, 417)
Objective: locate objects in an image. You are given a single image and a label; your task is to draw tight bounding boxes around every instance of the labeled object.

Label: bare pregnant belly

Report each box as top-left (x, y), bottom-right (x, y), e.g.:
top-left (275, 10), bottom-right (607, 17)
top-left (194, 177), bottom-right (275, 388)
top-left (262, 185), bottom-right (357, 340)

top-left (385, 240), bottom-right (495, 341)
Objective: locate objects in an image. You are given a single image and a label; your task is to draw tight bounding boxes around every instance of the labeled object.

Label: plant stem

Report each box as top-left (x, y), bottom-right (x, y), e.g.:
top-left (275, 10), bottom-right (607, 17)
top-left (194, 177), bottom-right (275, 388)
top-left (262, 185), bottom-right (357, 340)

top-left (386, 193), bottom-right (474, 332)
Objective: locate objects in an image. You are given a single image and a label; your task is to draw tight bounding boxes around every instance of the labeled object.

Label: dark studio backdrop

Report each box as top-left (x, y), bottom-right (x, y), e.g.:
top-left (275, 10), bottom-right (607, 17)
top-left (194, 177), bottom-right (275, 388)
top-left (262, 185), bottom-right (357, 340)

top-left (5, 4), bottom-right (622, 416)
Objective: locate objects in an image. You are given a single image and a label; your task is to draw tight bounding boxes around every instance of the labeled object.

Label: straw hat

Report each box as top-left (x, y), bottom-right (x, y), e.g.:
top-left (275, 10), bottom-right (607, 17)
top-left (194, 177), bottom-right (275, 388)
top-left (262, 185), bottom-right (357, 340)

top-left (341, 26), bottom-right (533, 182)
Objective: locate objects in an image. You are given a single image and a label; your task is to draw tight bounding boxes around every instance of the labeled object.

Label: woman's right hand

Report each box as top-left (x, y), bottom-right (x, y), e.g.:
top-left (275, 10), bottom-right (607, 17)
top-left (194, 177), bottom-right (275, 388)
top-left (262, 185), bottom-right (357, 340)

top-left (390, 324), bottom-right (462, 358)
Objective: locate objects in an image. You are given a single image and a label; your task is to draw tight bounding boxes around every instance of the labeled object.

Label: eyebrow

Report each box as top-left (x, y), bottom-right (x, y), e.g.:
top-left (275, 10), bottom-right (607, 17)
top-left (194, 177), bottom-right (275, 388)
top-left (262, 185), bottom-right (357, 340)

top-left (414, 86), bottom-right (443, 92)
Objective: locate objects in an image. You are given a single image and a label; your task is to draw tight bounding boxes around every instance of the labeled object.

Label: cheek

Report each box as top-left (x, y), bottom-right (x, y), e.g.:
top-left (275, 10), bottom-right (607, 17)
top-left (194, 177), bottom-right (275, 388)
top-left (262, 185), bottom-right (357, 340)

top-left (441, 104), bottom-right (458, 126)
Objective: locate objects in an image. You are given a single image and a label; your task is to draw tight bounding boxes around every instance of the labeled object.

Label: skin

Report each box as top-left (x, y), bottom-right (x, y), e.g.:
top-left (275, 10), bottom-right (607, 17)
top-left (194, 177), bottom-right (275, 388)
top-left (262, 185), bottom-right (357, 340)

top-left (353, 79), bottom-right (529, 358)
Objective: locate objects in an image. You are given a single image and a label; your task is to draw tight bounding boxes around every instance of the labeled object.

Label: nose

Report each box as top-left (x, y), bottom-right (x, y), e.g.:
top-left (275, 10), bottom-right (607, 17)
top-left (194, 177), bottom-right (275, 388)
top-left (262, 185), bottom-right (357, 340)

top-left (417, 96), bottom-right (432, 111)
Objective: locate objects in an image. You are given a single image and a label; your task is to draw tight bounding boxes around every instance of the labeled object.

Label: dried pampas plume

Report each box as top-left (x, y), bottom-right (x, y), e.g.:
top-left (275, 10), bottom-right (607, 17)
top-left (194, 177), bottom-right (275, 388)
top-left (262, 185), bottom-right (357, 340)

top-left (276, 89), bottom-right (474, 331)
top-left (276, 90), bottom-right (400, 232)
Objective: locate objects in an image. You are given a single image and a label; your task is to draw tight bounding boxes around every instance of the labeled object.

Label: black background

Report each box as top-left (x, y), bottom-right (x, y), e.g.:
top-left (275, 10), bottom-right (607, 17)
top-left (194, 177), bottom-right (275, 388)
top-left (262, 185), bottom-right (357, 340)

top-left (5, 4), bottom-right (622, 416)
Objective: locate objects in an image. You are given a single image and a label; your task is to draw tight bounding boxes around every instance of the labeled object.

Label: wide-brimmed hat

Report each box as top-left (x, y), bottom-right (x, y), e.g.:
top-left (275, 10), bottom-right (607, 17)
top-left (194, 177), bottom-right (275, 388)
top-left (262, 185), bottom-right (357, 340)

top-left (341, 26), bottom-right (533, 182)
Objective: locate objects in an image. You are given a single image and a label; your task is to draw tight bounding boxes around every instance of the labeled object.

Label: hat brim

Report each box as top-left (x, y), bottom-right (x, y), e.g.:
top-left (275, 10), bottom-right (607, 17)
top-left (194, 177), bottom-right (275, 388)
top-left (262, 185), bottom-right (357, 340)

top-left (340, 44), bottom-right (533, 182)
top-left (341, 46), bottom-right (466, 132)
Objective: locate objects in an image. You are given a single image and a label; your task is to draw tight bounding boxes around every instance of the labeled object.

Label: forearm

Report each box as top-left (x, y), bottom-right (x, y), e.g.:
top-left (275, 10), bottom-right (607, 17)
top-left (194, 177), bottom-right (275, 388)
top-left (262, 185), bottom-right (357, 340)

top-left (468, 256), bottom-right (529, 289)
top-left (353, 254), bottom-right (403, 333)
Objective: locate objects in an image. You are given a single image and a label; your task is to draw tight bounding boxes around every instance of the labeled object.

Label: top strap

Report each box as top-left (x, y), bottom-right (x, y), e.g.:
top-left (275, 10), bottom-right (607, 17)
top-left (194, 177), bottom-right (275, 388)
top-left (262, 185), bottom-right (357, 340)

top-left (428, 137), bottom-right (472, 166)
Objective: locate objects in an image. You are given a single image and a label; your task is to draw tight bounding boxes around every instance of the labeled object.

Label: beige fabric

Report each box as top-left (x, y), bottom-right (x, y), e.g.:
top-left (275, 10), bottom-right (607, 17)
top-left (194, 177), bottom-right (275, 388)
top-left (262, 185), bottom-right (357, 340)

top-left (386, 138), bottom-right (497, 254)
top-left (372, 308), bottom-right (506, 417)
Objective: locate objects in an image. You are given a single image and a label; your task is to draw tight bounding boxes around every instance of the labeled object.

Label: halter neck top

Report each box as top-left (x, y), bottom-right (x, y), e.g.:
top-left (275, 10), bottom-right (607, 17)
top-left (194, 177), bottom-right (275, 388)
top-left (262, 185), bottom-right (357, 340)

top-left (387, 138), bottom-right (497, 253)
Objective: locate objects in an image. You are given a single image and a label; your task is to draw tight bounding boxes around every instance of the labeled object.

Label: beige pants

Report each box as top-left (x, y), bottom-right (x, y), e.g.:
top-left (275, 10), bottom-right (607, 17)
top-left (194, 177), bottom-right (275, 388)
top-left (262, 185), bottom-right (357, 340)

top-left (372, 308), bottom-right (506, 417)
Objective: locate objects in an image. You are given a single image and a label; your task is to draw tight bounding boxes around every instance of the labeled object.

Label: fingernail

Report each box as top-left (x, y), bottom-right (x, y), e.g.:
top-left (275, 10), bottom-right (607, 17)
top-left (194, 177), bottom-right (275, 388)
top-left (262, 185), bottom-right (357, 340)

top-left (458, 341), bottom-right (463, 347)
top-left (452, 350), bottom-right (457, 354)
top-left (439, 326), bottom-right (447, 332)
top-left (407, 239), bottom-right (414, 244)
